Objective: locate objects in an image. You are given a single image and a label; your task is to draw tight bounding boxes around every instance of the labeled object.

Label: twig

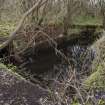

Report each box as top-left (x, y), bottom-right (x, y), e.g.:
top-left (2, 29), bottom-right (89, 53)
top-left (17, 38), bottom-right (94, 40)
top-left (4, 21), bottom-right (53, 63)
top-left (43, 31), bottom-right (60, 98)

top-left (0, 0), bottom-right (48, 50)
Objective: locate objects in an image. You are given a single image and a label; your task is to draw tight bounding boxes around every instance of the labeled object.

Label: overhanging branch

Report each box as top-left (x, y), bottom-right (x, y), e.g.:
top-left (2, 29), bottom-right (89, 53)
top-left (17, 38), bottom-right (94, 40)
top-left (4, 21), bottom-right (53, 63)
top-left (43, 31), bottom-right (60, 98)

top-left (0, 0), bottom-right (47, 50)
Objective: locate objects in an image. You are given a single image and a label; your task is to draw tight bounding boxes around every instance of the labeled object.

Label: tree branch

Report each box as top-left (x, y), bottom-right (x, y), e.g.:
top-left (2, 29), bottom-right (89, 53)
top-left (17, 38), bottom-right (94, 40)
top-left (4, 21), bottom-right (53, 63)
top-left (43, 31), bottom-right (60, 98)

top-left (0, 0), bottom-right (47, 50)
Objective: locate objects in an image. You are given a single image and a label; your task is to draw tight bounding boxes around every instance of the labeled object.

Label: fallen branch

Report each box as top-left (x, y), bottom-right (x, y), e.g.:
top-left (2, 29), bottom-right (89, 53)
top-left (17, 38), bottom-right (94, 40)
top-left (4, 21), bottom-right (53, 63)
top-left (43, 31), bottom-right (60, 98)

top-left (0, 0), bottom-right (47, 50)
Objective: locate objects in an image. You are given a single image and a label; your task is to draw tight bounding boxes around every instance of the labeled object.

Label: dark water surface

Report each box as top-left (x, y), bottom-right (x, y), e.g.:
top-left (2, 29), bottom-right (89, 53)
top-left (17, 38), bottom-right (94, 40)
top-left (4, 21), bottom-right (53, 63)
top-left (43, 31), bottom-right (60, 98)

top-left (21, 45), bottom-right (95, 81)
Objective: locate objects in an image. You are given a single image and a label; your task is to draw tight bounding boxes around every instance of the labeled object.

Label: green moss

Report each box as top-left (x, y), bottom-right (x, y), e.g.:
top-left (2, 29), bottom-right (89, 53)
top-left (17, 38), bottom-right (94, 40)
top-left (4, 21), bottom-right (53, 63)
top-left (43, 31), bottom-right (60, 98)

top-left (84, 63), bottom-right (105, 90)
top-left (98, 99), bottom-right (105, 105)
top-left (0, 63), bottom-right (24, 79)
top-left (0, 63), bottom-right (8, 69)
top-left (0, 21), bottom-right (15, 36)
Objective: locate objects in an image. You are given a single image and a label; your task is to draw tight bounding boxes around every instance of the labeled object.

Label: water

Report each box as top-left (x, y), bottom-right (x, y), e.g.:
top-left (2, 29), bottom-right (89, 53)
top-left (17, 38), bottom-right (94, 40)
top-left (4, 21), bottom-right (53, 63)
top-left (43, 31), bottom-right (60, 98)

top-left (30, 45), bottom-right (96, 81)
top-left (18, 44), bottom-right (96, 84)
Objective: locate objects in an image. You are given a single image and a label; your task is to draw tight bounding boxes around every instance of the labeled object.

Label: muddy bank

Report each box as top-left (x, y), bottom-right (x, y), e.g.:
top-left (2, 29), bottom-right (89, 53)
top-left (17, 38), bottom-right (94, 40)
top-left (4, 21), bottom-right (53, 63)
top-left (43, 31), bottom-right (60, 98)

top-left (0, 64), bottom-right (48, 105)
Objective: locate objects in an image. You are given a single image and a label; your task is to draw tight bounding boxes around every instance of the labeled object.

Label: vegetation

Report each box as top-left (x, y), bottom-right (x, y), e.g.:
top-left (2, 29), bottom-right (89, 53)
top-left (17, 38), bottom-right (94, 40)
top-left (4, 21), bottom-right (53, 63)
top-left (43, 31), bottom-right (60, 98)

top-left (74, 15), bottom-right (102, 25)
top-left (85, 63), bottom-right (105, 89)
top-left (0, 63), bottom-right (26, 81)
top-left (0, 0), bottom-right (105, 105)
top-left (85, 35), bottom-right (105, 90)
top-left (0, 21), bottom-right (15, 36)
